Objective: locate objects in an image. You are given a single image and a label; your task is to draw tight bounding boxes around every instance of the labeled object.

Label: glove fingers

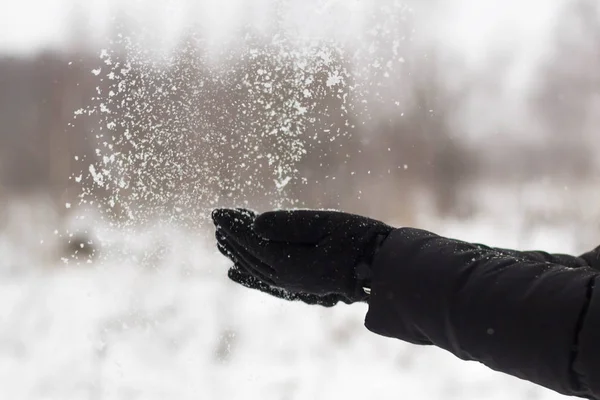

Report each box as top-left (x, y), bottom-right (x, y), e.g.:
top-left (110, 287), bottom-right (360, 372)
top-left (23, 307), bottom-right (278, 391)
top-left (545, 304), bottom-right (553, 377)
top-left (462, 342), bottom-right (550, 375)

top-left (217, 228), bottom-right (277, 285)
top-left (216, 241), bottom-right (237, 263)
top-left (212, 208), bottom-right (256, 234)
top-left (301, 292), bottom-right (340, 307)
top-left (212, 208), bottom-right (267, 250)
top-left (212, 207), bottom-right (257, 224)
top-left (217, 241), bottom-right (276, 286)
top-left (253, 210), bottom-right (348, 244)
top-left (214, 208), bottom-right (298, 267)
top-left (292, 293), bottom-right (339, 307)
top-left (228, 267), bottom-right (298, 301)
top-left (212, 208), bottom-right (261, 250)
top-left (228, 267), bottom-right (339, 307)
top-left (227, 266), bottom-right (279, 294)
top-left (217, 231), bottom-right (278, 283)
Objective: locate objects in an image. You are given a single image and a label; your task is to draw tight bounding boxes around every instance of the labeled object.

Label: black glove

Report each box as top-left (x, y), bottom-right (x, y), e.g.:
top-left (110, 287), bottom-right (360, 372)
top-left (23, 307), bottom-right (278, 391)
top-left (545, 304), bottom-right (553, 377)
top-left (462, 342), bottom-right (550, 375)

top-left (224, 262), bottom-right (343, 307)
top-left (212, 208), bottom-right (393, 305)
top-left (215, 210), bottom-right (345, 306)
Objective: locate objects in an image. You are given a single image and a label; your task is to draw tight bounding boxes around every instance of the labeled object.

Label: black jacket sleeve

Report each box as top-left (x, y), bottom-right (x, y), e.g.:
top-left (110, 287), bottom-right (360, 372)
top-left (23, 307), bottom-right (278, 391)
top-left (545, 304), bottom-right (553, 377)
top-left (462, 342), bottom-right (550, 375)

top-left (364, 228), bottom-right (600, 399)
top-left (492, 245), bottom-right (600, 271)
top-left (580, 246), bottom-right (600, 271)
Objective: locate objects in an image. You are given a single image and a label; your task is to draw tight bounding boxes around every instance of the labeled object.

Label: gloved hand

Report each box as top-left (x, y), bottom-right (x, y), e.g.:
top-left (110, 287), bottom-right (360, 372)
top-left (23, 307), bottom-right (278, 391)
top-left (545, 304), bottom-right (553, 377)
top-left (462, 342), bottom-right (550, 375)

top-left (212, 208), bottom-right (393, 305)
top-left (215, 209), bottom-right (345, 306)
top-left (223, 260), bottom-right (344, 307)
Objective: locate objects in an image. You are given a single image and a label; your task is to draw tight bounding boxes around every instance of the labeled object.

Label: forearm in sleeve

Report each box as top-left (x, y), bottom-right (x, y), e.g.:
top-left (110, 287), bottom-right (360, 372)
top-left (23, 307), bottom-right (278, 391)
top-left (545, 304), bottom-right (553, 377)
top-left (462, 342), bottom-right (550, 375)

top-left (365, 228), bottom-right (600, 399)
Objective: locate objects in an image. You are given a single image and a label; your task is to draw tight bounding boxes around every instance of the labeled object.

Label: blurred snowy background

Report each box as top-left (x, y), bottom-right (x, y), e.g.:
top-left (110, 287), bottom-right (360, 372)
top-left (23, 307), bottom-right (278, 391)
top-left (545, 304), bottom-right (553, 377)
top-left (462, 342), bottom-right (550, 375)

top-left (1, 0), bottom-right (600, 399)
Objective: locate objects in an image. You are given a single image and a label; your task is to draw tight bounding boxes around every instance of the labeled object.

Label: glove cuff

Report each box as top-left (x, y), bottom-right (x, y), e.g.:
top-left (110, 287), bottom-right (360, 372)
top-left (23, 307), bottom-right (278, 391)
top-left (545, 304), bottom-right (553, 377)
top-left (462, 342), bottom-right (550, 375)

top-left (355, 231), bottom-right (391, 301)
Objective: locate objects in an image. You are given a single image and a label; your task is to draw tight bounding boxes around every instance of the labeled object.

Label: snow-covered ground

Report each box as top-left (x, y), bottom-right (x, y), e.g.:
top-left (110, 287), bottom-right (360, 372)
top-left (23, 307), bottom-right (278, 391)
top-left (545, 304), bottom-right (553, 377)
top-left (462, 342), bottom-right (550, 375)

top-left (0, 208), bottom-right (578, 400)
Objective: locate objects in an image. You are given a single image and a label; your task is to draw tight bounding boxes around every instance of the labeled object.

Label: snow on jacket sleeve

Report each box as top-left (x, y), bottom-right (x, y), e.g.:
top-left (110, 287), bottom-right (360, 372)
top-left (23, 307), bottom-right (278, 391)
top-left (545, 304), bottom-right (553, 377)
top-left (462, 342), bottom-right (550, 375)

top-left (364, 228), bottom-right (600, 399)
top-left (491, 245), bottom-right (600, 270)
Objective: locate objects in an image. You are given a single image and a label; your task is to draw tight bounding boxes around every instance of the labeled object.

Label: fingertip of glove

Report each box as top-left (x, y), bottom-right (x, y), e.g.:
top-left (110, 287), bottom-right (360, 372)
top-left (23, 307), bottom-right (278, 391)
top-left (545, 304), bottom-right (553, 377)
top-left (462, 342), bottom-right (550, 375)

top-left (227, 266), bottom-right (245, 282)
top-left (212, 208), bottom-right (257, 227)
top-left (227, 266), bottom-right (269, 291)
top-left (211, 208), bottom-right (229, 225)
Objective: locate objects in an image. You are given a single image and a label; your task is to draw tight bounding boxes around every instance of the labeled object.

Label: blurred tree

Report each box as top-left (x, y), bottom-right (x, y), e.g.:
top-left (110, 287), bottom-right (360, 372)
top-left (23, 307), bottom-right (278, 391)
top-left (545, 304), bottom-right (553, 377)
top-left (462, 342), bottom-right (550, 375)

top-left (532, 0), bottom-right (600, 178)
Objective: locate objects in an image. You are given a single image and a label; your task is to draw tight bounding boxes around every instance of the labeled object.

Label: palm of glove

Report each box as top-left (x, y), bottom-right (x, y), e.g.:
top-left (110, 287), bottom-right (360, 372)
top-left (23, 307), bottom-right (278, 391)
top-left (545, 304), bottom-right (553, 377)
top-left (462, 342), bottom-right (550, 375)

top-left (212, 208), bottom-right (392, 306)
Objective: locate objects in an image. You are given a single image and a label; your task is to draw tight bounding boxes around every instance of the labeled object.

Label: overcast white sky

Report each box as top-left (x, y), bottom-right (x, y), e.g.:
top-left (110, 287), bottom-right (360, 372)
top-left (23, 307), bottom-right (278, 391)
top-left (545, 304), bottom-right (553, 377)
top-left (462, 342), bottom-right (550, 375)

top-left (0, 0), bottom-right (567, 57)
top-left (0, 0), bottom-right (582, 142)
